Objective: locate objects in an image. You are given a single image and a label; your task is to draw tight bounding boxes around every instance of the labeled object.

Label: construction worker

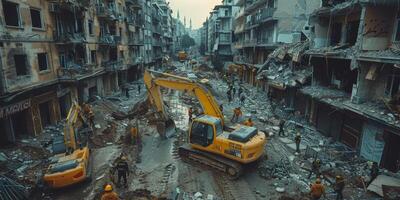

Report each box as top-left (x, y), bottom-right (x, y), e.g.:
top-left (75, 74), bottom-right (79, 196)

top-left (369, 162), bottom-right (379, 185)
top-left (309, 178), bottom-right (325, 200)
top-left (137, 84), bottom-right (141, 94)
top-left (115, 156), bottom-right (130, 188)
top-left (308, 159), bottom-right (321, 179)
top-left (243, 118), bottom-right (254, 127)
top-left (232, 87), bottom-right (236, 99)
top-left (240, 94), bottom-right (246, 105)
top-left (238, 87), bottom-right (243, 98)
top-left (101, 184), bottom-right (119, 200)
top-left (130, 126), bottom-right (139, 145)
top-left (231, 107), bottom-right (242, 123)
top-left (334, 175), bottom-right (345, 200)
top-left (278, 119), bottom-right (285, 136)
top-left (188, 107), bottom-right (193, 122)
top-left (219, 104), bottom-right (224, 112)
top-left (227, 90), bottom-right (232, 102)
top-left (295, 132), bottom-right (301, 154)
top-left (83, 103), bottom-right (95, 127)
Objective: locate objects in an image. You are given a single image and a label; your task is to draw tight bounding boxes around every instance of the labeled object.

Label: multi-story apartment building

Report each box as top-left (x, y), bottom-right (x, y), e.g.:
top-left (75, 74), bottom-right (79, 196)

top-left (0, 0), bottom-right (173, 145)
top-left (234, 0), bottom-right (320, 64)
top-left (298, 0), bottom-right (400, 171)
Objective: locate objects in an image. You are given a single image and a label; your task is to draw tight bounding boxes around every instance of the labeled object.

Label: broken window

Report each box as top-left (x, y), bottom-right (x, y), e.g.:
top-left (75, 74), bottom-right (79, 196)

top-left (385, 68), bottom-right (400, 98)
top-left (330, 22), bottom-right (342, 45)
top-left (14, 55), bottom-right (28, 76)
top-left (30, 8), bottom-right (42, 28)
top-left (91, 50), bottom-right (97, 64)
top-left (2, 0), bottom-right (20, 27)
top-left (346, 20), bottom-right (359, 45)
top-left (37, 53), bottom-right (48, 71)
top-left (88, 20), bottom-right (94, 35)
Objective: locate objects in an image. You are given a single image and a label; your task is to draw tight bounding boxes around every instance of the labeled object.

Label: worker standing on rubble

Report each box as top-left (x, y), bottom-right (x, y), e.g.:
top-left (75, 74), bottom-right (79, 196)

top-left (308, 159), bottom-right (321, 179)
top-left (240, 94), bottom-right (246, 105)
top-left (334, 175), bottom-right (345, 200)
top-left (231, 107), bottom-right (242, 123)
top-left (238, 87), bottom-right (243, 98)
top-left (309, 178), bottom-right (325, 200)
top-left (82, 103), bottom-right (95, 127)
top-left (188, 107), bottom-right (193, 123)
top-left (370, 162), bottom-right (379, 185)
top-left (137, 84), bottom-right (141, 94)
top-left (232, 87), bottom-right (236, 99)
top-left (219, 104), bottom-right (224, 112)
top-left (130, 126), bottom-right (139, 145)
top-left (278, 119), bottom-right (285, 136)
top-left (227, 90), bottom-right (232, 102)
top-left (114, 156), bottom-right (130, 188)
top-left (295, 132), bottom-right (301, 154)
top-left (101, 184), bottom-right (119, 200)
top-left (243, 118), bottom-right (254, 126)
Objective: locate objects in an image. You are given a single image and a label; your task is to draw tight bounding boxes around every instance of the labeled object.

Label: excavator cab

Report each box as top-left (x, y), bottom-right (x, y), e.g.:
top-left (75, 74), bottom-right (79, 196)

top-left (189, 116), bottom-right (223, 147)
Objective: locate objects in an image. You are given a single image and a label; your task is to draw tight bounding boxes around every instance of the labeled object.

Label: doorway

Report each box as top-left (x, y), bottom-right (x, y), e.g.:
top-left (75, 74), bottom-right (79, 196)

top-left (11, 110), bottom-right (29, 139)
top-left (39, 101), bottom-right (52, 128)
top-left (59, 93), bottom-right (71, 118)
top-left (381, 131), bottom-right (400, 172)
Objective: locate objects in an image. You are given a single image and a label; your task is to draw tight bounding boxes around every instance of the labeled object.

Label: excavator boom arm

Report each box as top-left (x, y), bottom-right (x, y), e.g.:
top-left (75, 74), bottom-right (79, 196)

top-left (144, 70), bottom-right (224, 126)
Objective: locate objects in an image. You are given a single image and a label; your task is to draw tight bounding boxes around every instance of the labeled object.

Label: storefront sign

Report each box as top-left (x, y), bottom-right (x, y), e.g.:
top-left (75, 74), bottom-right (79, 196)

top-left (0, 99), bottom-right (31, 119)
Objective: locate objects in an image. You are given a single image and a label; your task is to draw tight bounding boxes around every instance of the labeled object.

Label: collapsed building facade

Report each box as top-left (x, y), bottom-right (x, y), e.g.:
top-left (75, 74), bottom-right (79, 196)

top-left (0, 0), bottom-right (176, 146)
top-left (225, 0), bottom-right (400, 171)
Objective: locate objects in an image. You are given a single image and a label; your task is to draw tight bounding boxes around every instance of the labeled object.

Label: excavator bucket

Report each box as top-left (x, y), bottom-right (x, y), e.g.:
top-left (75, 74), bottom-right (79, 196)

top-left (156, 118), bottom-right (176, 139)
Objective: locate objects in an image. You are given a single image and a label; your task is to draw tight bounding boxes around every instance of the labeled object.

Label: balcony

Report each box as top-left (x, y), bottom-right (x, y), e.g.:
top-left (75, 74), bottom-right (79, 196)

top-left (152, 12), bottom-right (161, 23)
top-left (126, 0), bottom-right (143, 9)
top-left (53, 32), bottom-right (85, 44)
top-left (126, 15), bottom-right (143, 26)
top-left (152, 40), bottom-right (162, 47)
top-left (57, 62), bottom-right (100, 81)
top-left (99, 35), bottom-right (121, 45)
top-left (49, 0), bottom-right (88, 12)
top-left (128, 37), bottom-right (144, 46)
top-left (96, 5), bottom-right (118, 21)
top-left (152, 26), bottom-right (162, 35)
top-left (102, 60), bottom-right (124, 72)
top-left (257, 8), bottom-right (275, 23)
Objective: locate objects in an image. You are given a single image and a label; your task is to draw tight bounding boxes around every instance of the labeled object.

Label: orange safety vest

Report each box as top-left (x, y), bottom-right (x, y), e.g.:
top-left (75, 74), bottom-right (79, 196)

top-left (310, 183), bottom-right (325, 198)
top-left (101, 191), bottom-right (119, 200)
top-left (244, 120), bottom-right (254, 126)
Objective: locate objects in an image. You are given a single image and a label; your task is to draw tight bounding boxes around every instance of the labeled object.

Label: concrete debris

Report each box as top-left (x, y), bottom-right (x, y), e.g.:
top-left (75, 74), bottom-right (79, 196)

top-left (0, 175), bottom-right (29, 200)
top-left (276, 187), bottom-right (285, 193)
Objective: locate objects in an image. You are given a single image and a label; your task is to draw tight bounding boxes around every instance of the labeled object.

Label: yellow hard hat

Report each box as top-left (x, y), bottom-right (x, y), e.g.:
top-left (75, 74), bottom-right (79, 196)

top-left (336, 175), bottom-right (343, 180)
top-left (121, 156), bottom-right (127, 161)
top-left (104, 184), bottom-right (113, 192)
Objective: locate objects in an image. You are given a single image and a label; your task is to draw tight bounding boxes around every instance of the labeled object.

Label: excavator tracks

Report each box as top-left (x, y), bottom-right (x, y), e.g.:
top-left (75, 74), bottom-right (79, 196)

top-left (178, 144), bottom-right (243, 179)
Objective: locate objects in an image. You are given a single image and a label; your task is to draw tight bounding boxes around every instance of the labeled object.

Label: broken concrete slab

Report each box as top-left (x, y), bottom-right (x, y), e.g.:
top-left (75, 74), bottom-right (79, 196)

top-left (367, 175), bottom-right (400, 197)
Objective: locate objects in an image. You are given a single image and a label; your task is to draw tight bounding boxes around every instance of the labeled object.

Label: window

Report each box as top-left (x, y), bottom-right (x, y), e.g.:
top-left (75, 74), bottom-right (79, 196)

top-left (394, 15), bottom-right (400, 41)
top-left (14, 55), bottom-right (28, 76)
top-left (59, 54), bottom-right (66, 68)
top-left (2, 0), bottom-right (20, 27)
top-left (91, 50), bottom-right (97, 64)
top-left (120, 50), bottom-right (124, 59)
top-left (88, 20), bottom-right (94, 35)
top-left (37, 53), bottom-right (48, 71)
top-left (30, 8), bottom-right (42, 28)
top-left (385, 68), bottom-right (400, 98)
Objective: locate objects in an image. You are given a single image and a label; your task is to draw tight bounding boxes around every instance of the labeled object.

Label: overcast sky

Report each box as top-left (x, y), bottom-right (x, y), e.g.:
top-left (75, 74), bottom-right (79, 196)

top-left (168, 0), bottom-right (221, 29)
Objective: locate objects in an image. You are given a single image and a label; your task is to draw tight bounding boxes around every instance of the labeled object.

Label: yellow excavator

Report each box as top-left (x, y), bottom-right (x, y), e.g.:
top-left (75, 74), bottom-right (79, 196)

top-left (144, 70), bottom-right (267, 177)
top-left (43, 102), bottom-right (92, 188)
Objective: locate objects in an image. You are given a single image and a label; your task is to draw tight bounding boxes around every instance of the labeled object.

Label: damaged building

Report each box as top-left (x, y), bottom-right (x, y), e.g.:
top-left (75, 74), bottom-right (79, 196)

top-left (0, 0), bottom-right (175, 146)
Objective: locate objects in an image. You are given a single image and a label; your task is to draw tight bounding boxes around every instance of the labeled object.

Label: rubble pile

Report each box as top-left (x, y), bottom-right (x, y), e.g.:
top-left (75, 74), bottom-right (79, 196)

top-left (0, 174), bottom-right (29, 200)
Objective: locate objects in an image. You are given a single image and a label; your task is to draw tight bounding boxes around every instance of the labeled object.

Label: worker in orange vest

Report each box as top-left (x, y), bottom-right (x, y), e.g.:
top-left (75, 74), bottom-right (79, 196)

top-left (101, 184), bottom-right (119, 200)
top-left (130, 126), bottom-right (139, 145)
top-left (243, 118), bottom-right (254, 126)
top-left (309, 178), bottom-right (325, 200)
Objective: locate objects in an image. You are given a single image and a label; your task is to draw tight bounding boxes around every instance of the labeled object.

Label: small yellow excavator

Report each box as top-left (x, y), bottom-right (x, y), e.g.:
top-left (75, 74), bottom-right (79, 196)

top-left (43, 102), bottom-right (92, 188)
top-left (144, 70), bottom-right (266, 177)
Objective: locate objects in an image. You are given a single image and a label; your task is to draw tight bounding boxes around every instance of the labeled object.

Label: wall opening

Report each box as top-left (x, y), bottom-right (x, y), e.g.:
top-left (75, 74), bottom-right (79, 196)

top-left (330, 22), bottom-right (342, 45)
top-left (2, 0), bottom-right (20, 26)
top-left (14, 54), bottom-right (28, 76)
top-left (38, 53), bottom-right (48, 71)
top-left (39, 101), bottom-right (52, 128)
top-left (346, 20), bottom-right (359, 45)
top-left (11, 110), bottom-right (29, 139)
top-left (30, 8), bottom-right (42, 28)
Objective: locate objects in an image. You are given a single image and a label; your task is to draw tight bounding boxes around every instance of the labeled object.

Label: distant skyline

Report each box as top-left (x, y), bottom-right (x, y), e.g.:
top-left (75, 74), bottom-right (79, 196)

top-left (168, 0), bottom-right (221, 29)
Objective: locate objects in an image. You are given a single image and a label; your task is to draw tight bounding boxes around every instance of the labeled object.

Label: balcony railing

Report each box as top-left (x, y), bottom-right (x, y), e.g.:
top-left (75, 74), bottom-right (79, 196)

top-left (153, 26), bottom-right (162, 34)
top-left (57, 61), bottom-right (97, 80)
top-left (102, 60), bottom-right (124, 71)
top-left (152, 40), bottom-right (162, 47)
top-left (96, 5), bottom-right (118, 20)
top-left (99, 35), bottom-right (121, 45)
top-left (128, 37), bottom-right (144, 46)
top-left (126, 0), bottom-right (143, 8)
top-left (126, 15), bottom-right (143, 26)
top-left (53, 32), bottom-right (85, 43)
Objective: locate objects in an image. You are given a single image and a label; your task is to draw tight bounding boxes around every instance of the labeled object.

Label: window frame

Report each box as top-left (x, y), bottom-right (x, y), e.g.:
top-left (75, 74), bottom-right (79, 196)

top-left (30, 7), bottom-right (43, 30)
top-left (88, 20), bottom-right (94, 36)
top-left (37, 53), bottom-right (49, 72)
top-left (13, 54), bottom-right (29, 76)
top-left (3, 0), bottom-right (22, 28)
